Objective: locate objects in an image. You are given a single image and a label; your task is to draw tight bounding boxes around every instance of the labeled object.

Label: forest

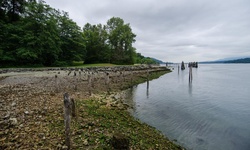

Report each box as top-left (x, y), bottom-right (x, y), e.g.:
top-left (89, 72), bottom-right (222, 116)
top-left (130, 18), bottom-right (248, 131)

top-left (0, 0), bottom-right (158, 67)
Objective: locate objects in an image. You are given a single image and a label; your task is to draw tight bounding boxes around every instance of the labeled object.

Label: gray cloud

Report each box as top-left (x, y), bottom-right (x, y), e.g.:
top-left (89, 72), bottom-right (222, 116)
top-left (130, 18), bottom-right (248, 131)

top-left (45, 0), bottom-right (250, 62)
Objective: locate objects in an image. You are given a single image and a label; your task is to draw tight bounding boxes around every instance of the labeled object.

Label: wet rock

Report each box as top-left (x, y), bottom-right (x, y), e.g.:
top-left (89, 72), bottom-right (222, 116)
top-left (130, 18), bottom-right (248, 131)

top-left (111, 133), bottom-right (129, 150)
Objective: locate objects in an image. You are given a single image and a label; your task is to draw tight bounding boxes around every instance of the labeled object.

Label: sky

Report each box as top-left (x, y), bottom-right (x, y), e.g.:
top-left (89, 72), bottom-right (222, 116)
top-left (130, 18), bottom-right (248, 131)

top-left (44, 0), bottom-right (250, 63)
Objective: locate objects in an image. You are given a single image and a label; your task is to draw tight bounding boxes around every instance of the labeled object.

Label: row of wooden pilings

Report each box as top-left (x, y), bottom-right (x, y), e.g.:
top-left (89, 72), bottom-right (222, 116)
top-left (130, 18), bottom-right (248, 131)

top-left (177, 61), bottom-right (198, 82)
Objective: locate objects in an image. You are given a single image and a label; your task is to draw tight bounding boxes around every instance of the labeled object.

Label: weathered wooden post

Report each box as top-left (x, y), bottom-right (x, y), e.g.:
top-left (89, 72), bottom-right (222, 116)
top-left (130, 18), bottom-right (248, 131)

top-left (87, 73), bottom-right (92, 96)
top-left (63, 93), bottom-right (71, 150)
top-left (68, 71), bottom-right (71, 76)
top-left (178, 65), bottom-right (180, 75)
top-left (55, 74), bottom-right (59, 93)
top-left (73, 71), bottom-right (78, 90)
top-left (105, 72), bottom-right (110, 94)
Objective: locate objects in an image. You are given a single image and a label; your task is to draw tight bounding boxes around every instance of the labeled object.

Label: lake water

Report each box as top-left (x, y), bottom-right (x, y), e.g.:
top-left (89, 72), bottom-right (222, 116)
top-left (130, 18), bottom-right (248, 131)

top-left (125, 64), bottom-right (250, 150)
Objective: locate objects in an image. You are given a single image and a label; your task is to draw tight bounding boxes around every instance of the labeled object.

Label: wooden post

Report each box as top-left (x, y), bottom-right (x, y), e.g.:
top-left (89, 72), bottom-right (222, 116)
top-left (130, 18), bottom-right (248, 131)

top-left (73, 73), bottom-right (77, 91)
top-left (63, 93), bottom-right (71, 150)
top-left (88, 73), bottom-right (92, 96)
top-left (55, 75), bottom-right (59, 93)
top-left (105, 72), bottom-right (110, 94)
top-left (119, 71), bottom-right (123, 82)
top-left (68, 71), bottom-right (71, 76)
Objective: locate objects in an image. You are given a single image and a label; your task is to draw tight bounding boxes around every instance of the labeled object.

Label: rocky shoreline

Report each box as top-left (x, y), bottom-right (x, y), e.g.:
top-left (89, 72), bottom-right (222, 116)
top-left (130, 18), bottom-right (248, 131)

top-left (0, 65), bottom-right (183, 149)
top-left (0, 65), bottom-right (162, 74)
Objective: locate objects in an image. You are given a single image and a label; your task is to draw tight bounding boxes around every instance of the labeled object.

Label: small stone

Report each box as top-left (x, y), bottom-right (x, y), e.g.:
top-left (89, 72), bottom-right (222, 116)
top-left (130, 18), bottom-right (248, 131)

top-left (3, 113), bottom-right (10, 119)
top-left (24, 111), bottom-right (29, 115)
top-left (83, 139), bottom-right (88, 146)
top-left (11, 102), bottom-right (16, 107)
top-left (57, 144), bottom-right (62, 149)
top-left (94, 129), bottom-right (99, 132)
top-left (9, 118), bottom-right (18, 126)
top-left (62, 145), bottom-right (68, 150)
top-left (117, 103), bottom-right (124, 110)
top-left (25, 127), bottom-right (30, 132)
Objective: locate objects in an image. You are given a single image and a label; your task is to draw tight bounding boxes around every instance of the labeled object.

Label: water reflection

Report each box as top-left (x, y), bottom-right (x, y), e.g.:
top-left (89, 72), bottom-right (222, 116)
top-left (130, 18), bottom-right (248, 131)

top-left (122, 87), bottom-right (136, 112)
top-left (189, 81), bottom-right (192, 96)
top-left (146, 80), bottom-right (149, 98)
top-left (125, 64), bottom-right (250, 150)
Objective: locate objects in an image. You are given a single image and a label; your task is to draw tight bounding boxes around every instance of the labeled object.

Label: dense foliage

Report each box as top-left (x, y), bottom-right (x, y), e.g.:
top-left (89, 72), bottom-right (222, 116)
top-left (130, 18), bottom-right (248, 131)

top-left (0, 0), bottom-right (157, 67)
top-left (135, 53), bottom-right (159, 64)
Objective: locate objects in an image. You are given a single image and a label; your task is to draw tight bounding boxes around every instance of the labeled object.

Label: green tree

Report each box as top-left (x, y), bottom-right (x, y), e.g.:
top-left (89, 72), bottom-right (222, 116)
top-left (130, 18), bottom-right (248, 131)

top-left (57, 11), bottom-right (86, 65)
top-left (82, 23), bottom-right (109, 64)
top-left (0, 0), bottom-right (26, 22)
top-left (106, 17), bottom-right (136, 64)
top-left (19, 0), bottom-right (61, 66)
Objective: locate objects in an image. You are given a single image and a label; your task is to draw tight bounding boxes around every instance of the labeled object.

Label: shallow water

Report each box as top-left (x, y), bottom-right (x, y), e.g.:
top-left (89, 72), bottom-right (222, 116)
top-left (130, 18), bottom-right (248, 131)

top-left (126, 64), bottom-right (250, 150)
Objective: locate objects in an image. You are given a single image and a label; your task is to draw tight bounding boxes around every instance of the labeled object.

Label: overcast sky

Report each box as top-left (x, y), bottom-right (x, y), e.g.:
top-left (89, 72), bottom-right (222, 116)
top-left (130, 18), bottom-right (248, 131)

top-left (44, 0), bottom-right (250, 62)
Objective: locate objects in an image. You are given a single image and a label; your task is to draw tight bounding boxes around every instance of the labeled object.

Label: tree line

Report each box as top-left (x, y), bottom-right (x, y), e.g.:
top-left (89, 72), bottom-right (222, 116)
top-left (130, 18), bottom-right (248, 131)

top-left (0, 0), bottom-right (158, 67)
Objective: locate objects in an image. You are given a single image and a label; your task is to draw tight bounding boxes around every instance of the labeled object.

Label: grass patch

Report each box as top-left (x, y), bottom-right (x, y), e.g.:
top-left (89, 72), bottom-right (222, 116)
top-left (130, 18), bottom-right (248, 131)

top-left (121, 70), bottom-right (171, 90)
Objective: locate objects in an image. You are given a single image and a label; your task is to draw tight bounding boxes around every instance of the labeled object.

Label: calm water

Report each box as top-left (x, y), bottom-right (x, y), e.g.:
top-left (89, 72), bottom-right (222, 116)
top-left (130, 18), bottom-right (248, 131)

top-left (126, 64), bottom-right (250, 150)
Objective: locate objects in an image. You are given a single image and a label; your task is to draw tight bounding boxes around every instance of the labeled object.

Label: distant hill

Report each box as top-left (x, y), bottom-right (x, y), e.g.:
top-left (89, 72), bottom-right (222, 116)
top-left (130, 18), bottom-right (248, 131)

top-left (200, 57), bottom-right (250, 64)
top-left (224, 58), bottom-right (250, 63)
top-left (150, 58), bottom-right (165, 64)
